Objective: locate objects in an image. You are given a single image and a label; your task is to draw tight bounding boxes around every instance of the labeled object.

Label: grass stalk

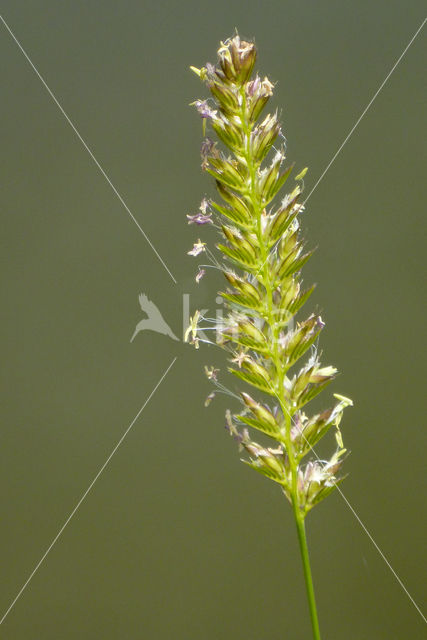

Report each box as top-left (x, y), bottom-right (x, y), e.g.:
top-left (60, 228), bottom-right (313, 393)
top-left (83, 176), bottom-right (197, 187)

top-left (186, 33), bottom-right (353, 636)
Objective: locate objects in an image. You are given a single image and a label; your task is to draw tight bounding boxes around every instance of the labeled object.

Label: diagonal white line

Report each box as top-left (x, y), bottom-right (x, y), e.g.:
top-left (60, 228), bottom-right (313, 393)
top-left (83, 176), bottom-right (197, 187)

top-left (286, 403), bottom-right (427, 621)
top-left (0, 356), bottom-right (177, 626)
top-left (333, 484), bottom-right (427, 623)
top-left (253, 16), bottom-right (426, 295)
top-left (303, 16), bottom-right (426, 205)
top-left (262, 379), bottom-right (426, 622)
top-left (290, 20), bottom-right (427, 618)
top-left (0, 13), bottom-right (177, 284)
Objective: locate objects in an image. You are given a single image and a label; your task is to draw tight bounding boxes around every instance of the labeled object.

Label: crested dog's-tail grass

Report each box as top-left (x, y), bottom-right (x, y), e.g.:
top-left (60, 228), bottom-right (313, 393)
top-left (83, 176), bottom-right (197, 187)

top-left (186, 34), bottom-right (353, 639)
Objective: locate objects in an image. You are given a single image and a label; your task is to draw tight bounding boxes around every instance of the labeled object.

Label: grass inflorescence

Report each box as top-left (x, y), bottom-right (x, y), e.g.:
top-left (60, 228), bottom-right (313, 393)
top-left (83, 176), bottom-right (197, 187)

top-left (186, 34), bottom-right (353, 639)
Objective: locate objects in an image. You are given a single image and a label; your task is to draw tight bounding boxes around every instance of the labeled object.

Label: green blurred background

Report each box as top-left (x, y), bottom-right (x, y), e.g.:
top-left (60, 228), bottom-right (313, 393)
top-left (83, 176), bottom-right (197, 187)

top-left (1, 2), bottom-right (426, 638)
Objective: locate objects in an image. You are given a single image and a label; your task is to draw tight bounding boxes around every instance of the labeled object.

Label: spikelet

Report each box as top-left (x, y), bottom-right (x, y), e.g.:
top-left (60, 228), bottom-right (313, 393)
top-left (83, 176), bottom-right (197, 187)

top-left (187, 34), bottom-right (353, 517)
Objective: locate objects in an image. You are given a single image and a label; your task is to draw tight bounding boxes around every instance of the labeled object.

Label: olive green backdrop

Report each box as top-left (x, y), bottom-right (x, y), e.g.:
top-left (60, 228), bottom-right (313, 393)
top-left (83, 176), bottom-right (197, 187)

top-left (0, 2), bottom-right (425, 638)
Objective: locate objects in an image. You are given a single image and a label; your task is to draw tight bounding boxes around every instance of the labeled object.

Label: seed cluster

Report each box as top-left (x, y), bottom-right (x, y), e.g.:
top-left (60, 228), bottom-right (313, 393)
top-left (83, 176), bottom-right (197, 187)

top-left (187, 35), bottom-right (352, 516)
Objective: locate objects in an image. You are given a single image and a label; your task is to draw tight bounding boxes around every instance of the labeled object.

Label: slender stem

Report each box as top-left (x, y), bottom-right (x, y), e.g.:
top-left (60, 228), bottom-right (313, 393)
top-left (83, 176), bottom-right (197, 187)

top-left (239, 87), bottom-right (322, 640)
top-left (293, 507), bottom-right (322, 640)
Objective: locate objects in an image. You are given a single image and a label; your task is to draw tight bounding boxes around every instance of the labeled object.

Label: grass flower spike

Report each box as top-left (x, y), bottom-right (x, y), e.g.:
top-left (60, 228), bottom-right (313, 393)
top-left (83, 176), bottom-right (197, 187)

top-left (187, 34), bottom-right (353, 639)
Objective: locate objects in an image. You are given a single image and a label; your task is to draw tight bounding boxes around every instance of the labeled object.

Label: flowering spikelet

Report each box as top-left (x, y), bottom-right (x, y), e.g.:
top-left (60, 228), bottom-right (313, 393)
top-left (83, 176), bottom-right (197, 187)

top-left (187, 34), bottom-right (353, 517)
